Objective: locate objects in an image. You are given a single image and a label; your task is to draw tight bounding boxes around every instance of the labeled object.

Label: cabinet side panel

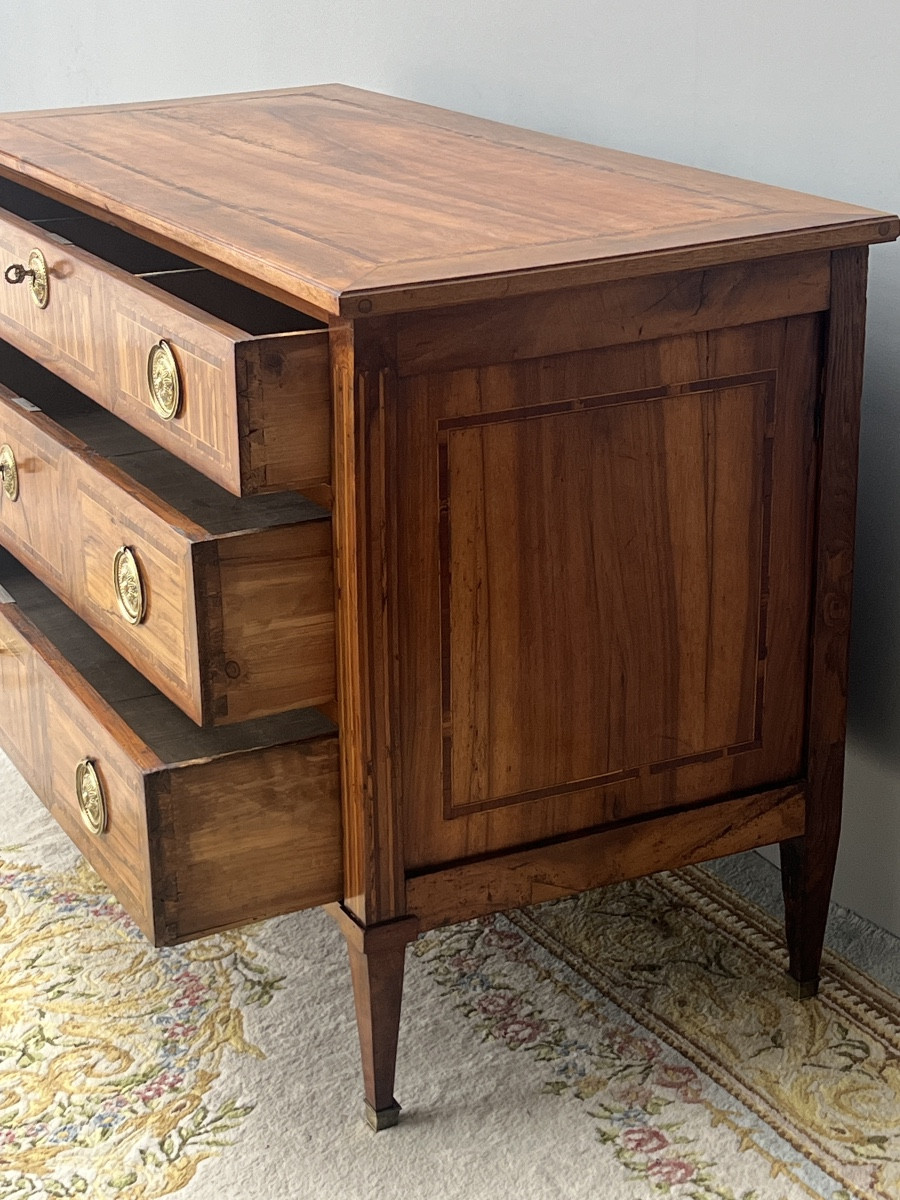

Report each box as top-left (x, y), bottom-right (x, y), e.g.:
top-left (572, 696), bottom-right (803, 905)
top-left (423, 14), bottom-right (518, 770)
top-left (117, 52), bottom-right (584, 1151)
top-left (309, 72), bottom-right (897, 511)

top-left (440, 378), bottom-right (770, 815)
top-left (396, 315), bottom-right (819, 870)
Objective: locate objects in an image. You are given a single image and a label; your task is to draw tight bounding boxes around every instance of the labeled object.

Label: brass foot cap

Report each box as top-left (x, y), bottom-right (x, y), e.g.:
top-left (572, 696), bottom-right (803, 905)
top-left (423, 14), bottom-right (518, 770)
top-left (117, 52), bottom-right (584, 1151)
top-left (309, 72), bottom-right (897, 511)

top-left (786, 972), bottom-right (820, 1000)
top-left (365, 1099), bottom-right (401, 1131)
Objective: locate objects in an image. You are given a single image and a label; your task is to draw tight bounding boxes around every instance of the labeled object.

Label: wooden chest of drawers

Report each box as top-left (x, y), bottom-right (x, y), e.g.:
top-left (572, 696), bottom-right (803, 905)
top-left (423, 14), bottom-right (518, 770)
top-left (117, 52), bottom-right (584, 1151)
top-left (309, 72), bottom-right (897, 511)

top-left (0, 85), bottom-right (895, 1129)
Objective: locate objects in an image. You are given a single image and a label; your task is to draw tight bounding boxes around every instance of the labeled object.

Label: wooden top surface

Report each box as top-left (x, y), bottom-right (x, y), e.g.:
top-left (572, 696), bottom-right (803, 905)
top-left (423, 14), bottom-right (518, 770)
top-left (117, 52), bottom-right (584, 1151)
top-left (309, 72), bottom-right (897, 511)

top-left (0, 84), bottom-right (895, 316)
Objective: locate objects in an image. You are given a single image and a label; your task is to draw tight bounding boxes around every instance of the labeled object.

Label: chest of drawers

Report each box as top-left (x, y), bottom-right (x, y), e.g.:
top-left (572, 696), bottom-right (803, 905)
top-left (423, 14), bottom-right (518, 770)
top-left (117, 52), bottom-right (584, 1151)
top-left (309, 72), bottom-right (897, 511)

top-left (0, 85), bottom-right (895, 1130)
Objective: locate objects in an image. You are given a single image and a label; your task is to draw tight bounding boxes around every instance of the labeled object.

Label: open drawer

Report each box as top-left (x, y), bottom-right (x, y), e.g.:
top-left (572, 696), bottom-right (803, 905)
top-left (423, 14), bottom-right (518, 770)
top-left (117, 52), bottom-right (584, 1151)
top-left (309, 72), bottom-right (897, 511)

top-left (0, 340), bottom-right (335, 726)
top-left (0, 549), bottom-right (341, 944)
top-left (0, 176), bottom-right (331, 497)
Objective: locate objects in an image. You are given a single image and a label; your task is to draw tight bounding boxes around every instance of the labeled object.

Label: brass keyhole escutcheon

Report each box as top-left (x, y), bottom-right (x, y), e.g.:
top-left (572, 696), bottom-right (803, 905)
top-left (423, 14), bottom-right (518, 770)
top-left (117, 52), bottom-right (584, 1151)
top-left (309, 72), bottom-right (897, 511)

top-left (3, 249), bottom-right (49, 309)
top-left (147, 340), bottom-right (182, 420)
top-left (0, 444), bottom-right (18, 501)
top-left (76, 758), bottom-right (107, 836)
top-left (113, 546), bottom-right (146, 625)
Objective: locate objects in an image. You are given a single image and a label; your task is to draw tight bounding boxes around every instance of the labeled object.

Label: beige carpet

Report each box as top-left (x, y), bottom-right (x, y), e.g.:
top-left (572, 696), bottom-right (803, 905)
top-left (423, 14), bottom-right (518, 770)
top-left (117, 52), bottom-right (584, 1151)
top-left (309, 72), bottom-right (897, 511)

top-left (1, 749), bottom-right (899, 1199)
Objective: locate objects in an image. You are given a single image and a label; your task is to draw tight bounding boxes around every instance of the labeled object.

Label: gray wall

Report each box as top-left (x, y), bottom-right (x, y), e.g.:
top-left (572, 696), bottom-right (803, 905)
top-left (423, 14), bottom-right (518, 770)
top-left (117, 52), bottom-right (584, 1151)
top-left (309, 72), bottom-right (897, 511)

top-left (2, 2), bottom-right (899, 932)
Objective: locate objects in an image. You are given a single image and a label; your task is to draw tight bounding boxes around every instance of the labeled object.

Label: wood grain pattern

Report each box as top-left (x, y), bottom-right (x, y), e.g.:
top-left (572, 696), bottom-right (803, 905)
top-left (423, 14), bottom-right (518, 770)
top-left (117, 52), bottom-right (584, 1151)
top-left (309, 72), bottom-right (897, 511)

top-left (0, 552), bottom-right (341, 944)
top-left (238, 336), bottom-right (332, 494)
top-left (406, 785), bottom-right (806, 929)
top-left (397, 253), bottom-right (831, 376)
top-left (396, 306), bottom-right (819, 870)
top-left (781, 246), bottom-right (869, 990)
top-left (439, 376), bottom-right (773, 816)
top-left (151, 738), bottom-right (341, 942)
top-left (213, 522), bottom-right (335, 724)
top-left (0, 87), bottom-right (892, 317)
top-left (332, 318), bottom-right (407, 924)
top-left (0, 366), bottom-right (335, 726)
top-left (0, 201), bottom-right (331, 495)
top-left (331, 320), bottom-right (367, 919)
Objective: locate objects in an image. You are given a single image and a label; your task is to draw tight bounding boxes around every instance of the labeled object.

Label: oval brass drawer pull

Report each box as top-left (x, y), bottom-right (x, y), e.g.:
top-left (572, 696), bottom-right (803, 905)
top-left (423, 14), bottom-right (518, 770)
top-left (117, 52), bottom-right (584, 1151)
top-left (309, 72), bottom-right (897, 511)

top-left (147, 339), bottom-right (182, 420)
top-left (113, 546), bottom-right (146, 625)
top-left (0, 444), bottom-right (18, 501)
top-left (75, 758), bottom-right (107, 835)
top-left (4, 249), bottom-right (50, 309)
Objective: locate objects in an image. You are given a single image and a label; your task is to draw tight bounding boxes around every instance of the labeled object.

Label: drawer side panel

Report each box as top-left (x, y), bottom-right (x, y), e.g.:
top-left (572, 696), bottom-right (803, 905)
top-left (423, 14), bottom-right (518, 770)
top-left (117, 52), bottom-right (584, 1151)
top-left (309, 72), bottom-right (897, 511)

top-left (237, 335), bottom-right (332, 494)
top-left (212, 521), bottom-right (336, 723)
top-left (150, 737), bottom-right (342, 942)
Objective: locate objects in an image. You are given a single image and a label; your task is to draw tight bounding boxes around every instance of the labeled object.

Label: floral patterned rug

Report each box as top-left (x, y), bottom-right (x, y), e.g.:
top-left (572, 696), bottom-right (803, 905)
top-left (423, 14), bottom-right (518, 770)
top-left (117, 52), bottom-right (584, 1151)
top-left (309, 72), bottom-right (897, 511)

top-left (414, 871), bottom-right (900, 1200)
top-left (0, 853), bottom-right (279, 1197)
top-left (1, 749), bottom-right (899, 1199)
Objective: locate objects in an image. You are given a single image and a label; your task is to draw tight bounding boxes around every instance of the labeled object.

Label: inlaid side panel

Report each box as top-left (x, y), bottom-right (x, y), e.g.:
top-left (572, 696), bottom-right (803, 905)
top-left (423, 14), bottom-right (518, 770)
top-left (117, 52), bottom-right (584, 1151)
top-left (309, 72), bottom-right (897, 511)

top-left (440, 376), bottom-right (772, 816)
top-left (397, 317), bottom-right (820, 870)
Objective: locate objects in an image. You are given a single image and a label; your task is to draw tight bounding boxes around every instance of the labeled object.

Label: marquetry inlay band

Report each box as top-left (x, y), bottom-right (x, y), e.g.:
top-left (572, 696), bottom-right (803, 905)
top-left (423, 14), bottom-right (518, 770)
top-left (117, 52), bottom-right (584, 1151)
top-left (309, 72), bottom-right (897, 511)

top-left (0, 444), bottom-right (18, 501)
top-left (147, 339), bottom-right (182, 420)
top-left (113, 546), bottom-right (146, 625)
top-left (75, 758), bottom-right (107, 836)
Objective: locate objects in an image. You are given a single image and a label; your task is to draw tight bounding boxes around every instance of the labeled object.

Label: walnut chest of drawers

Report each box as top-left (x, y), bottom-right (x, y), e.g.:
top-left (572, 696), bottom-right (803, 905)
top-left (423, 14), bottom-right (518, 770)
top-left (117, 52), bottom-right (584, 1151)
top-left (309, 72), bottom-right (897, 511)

top-left (0, 85), bottom-right (895, 1129)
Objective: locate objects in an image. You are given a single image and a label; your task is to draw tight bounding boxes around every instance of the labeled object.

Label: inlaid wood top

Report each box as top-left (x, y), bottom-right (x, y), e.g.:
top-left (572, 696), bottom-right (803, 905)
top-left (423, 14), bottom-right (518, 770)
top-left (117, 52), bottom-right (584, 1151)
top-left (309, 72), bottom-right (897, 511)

top-left (0, 85), bottom-right (895, 316)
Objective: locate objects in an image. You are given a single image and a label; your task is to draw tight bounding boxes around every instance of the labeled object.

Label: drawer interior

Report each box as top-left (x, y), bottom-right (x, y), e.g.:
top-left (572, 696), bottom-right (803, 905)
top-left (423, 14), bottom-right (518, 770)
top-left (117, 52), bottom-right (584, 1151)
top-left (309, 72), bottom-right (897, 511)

top-left (0, 547), bottom-right (335, 757)
top-left (0, 338), bottom-right (327, 535)
top-left (0, 176), bottom-right (326, 335)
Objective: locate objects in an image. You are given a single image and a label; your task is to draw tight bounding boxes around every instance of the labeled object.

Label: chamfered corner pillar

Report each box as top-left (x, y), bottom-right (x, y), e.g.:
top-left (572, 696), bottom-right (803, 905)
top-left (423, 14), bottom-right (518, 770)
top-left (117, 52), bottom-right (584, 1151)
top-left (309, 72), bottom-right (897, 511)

top-left (327, 904), bottom-right (419, 1130)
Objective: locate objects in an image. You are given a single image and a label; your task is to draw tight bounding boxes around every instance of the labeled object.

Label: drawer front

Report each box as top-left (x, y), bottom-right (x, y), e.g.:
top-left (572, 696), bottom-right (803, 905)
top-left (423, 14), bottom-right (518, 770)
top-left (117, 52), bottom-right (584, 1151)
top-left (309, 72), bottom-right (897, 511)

top-left (0, 558), bottom-right (341, 944)
top-left (0, 215), bottom-right (104, 395)
top-left (0, 205), bottom-right (331, 496)
top-left (0, 382), bottom-right (336, 725)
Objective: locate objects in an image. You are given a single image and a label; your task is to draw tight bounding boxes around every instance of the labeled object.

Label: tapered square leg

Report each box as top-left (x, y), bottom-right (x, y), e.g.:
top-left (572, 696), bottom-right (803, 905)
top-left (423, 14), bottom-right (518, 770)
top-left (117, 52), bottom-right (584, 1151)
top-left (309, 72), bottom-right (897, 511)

top-left (780, 833), bottom-right (838, 999)
top-left (328, 905), bottom-right (418, 1130)
top-left (347, 937), bottom-right (406, 1128)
